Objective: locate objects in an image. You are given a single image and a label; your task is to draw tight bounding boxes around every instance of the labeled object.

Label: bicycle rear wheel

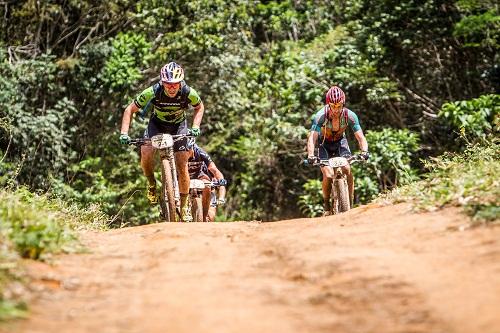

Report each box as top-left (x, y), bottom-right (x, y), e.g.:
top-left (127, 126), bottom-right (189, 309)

top-left (160, 158), bottom-right (177, 222)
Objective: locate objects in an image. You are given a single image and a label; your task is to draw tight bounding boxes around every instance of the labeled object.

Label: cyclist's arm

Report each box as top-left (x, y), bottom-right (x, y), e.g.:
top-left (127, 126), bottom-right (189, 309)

top-left (354, 130), bottom-right (368, 152)
top-left (308, 109), bottom-right (324, 156)
top-left (121, 86), bottom-right (154, 134)
top-left (207, 162), bottom-right (226, 200)
top-left (120, 102), bottom-right (140, 134)
top-left (188, 88), bottom-right (204, 128)
top-left (192, 101), bottom-right (204, 128)
top-left (347, 110), bottom-right (368, 152)
top-left (307, 131), bottom-right (318, 157)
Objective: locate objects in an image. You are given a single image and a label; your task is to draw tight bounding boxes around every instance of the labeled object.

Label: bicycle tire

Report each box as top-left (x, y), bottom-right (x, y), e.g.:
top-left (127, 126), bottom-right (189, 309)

top-left (160, 158), bottom-right (177, 222)
top-left (191, 196), bottom-right (204, 222)
top-left (334, 178), bottom-right (350, 213)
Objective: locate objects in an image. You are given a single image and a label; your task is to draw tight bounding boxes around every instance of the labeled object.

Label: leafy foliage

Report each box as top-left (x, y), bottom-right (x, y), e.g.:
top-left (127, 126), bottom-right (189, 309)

top-left (0, 187), bottom-right (107, 260)
top-left (0, 232), bottom-right (27, 321)
top-left (0, 0), bottom-right (498, 222)
top-left (298, 179), bottom-right (324, 218)
top-left (103, 32), bottom-right (153, 91)
top-left (381, 136), bottom-right (499, 223)
top-left (454, 1), bottom-right (500, 49)
top-left (360, 128), bottom-right (420, 191)
top-left (439, 94), bottom-right (499, 139)
top-left (0, 186), bottom-right (108, 319)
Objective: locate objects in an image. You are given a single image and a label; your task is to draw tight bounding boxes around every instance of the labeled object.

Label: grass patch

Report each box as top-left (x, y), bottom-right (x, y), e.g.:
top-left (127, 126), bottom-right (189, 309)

top-left (380, 137), bottom-right (499, 224)
top-left (0, 187), bottom-right (108, 320)
top-left (0, 233), bottom-right (27, 321)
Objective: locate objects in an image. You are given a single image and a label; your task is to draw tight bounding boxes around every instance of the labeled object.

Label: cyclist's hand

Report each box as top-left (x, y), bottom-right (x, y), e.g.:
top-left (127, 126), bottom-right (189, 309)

top-left (360, 151), bottom-right (370, 161)
top-left (190, 127), bottom-right (201, 137)
top-left (119, 133), bottom-right (131, 145)
top-left (307, 156), bottom-right (318, 165)
top-left (217, 198), bottom-right (226, 206)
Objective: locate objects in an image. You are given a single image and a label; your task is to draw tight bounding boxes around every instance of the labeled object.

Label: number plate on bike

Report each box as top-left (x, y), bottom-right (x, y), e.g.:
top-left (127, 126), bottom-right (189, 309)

top-left (151, 134), bottom-right (174, 149)
top-left (190, 179), bottom-right (206, 190)
top-left (328, 157), bottom-right (348, 168)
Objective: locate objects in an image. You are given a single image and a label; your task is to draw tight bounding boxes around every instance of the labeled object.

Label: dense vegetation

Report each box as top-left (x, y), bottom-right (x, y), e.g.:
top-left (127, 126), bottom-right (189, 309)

top-left (381, 136), bottom-right (499, 223)
top-left (0, 0), bottom-right (498, 224)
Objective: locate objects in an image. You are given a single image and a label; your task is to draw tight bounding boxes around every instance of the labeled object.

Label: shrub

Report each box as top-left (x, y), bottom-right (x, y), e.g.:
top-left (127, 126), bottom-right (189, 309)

top-left (439, 94), bottom-right (499, 140)
top-left (298, 179), bottom-right (324, 217)
top-left (0, 187), bottom-right (108, 320)
top-left (381, 136), bottom-right (499, 223)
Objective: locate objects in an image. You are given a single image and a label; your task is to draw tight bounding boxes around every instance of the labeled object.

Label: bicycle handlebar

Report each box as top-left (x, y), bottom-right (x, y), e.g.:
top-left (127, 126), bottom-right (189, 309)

top-left (303, 154), bottom-right (365, 166)
top-left (128, 133), bottom-right (195, 147)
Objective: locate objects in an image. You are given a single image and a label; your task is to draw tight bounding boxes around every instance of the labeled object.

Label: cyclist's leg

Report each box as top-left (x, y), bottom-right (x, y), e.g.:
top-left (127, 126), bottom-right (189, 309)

top-left (172, 120), bottom-right (191, 194)
top-left (142, 122), bottom-right (159, 203)
top-left (197, 173), bottom-right (211, 221)
top-left (172, 120), bottom-right (192, 221)
top-left (319, 143), bottom-right (334, 213)
top-left (142, 121), bottom-right (158, 184)
top-left (338, 137), bottom-right (354, 206)
top-left (206, 186), bottom-right (218, 222)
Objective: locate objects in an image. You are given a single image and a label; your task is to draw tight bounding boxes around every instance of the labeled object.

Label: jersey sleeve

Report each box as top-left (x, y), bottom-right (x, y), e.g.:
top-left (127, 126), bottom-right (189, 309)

top-left (310, 108), bottom-right (325, 132)
top-left (188, 88), bottom-right (202, 107)
top-left (347, 110), bottom-right (362, 132)
top-left (134, 86), bottom-right (155, 109)
top-left (197, 146), bottom-right (212, 166)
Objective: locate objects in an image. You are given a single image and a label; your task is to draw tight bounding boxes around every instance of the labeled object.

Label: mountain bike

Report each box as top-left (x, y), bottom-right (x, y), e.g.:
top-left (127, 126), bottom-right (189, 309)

top-left (189, 179), bottom-right (223, 222)
top-left (304, 154), bottom-right (364, 214)
top-left (189, 178), bottom-right (205, 222)
top-left (130, 133), bottom-right (194, 222)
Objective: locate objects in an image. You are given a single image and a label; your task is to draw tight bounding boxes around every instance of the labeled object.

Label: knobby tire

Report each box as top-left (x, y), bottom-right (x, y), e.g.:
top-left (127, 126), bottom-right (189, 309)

top-left (334, 178), bottom-right (350, 213)
top-left (192, 197), bottom-right (204, 222)
top-left (160, 158), bottom-right (177, 222)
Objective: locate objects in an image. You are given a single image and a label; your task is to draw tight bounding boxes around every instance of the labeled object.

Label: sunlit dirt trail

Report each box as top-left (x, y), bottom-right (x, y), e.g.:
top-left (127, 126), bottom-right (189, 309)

top-left (3, 204), bottom-right (500, 333)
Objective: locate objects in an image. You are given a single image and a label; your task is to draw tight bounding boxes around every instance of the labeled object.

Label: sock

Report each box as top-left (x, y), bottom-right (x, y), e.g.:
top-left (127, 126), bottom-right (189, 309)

top-left (147, 175), bottom-right (156, 187)
top-left (180, 193), bottom-right (189, 207)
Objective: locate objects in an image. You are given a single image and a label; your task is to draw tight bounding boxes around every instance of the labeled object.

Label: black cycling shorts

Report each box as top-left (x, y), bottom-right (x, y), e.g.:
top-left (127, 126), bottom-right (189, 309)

top-left (318, 137), bottom-right (351, 160)
top-left (144, 117), bottom-right (192, 152)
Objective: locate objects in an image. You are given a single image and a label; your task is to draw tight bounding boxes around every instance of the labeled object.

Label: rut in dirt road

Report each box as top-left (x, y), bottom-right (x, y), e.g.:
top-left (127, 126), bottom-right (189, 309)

top-left (3, 204), bottom-right (500, 333)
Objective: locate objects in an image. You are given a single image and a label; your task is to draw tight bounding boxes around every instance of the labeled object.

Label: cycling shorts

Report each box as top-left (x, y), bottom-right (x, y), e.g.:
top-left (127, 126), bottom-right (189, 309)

top-left (144, 117), bottom-right (192, 152)
top-left (318, 137), bottom-right (351, 160)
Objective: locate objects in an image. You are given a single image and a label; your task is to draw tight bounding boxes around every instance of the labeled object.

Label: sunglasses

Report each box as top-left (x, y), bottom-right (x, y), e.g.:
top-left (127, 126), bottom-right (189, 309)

top-left (328, 102), bottom-right (343, 109)
top-left (162, 82), bottom-right (180, 88)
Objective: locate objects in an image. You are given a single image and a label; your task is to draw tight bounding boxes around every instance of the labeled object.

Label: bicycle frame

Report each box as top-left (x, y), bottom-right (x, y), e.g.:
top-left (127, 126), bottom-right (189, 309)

top-left (130, 133), bottom-right (193, 222)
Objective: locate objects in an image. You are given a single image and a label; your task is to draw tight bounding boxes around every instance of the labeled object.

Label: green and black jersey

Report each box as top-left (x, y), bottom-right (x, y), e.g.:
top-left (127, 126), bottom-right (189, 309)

top-left (134, 82), bottom-right (202, 124)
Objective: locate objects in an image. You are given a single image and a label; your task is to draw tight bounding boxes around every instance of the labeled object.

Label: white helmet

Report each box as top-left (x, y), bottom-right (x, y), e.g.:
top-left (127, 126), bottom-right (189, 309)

top-left (160, 62), bottom-right (184, 83)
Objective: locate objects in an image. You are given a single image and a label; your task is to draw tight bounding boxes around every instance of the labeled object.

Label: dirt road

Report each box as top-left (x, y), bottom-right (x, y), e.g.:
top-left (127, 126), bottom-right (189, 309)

top-left (3, 204), bottom-right (500, 333)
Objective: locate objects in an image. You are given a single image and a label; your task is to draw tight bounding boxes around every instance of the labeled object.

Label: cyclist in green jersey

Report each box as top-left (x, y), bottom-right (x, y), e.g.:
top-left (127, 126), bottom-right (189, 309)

top-left (119, 62), bottom-right (205, 222)
top-left (307, 86), bottom-right (369, 215)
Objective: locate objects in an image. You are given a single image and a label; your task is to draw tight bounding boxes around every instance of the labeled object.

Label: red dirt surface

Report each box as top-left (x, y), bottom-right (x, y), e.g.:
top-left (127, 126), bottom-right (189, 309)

top-left (3, 204), bottom-right (500, 333)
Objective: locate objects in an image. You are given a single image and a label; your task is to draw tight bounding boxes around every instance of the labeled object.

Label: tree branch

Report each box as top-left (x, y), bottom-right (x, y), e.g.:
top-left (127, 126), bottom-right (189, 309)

top-left (74, 21), bottom-right (101, 52)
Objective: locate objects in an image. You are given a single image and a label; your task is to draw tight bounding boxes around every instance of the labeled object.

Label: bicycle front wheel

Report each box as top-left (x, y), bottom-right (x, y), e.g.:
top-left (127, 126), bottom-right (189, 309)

top-left (333, 178), bottom-right (350, 213)
top-left (191, 196), bottom-right (204, 222)
top-left (160, 158), bottom-right (177, 222)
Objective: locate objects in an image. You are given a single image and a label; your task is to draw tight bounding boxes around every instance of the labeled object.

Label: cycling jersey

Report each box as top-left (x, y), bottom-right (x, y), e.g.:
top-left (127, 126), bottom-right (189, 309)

top-left (311, 107), bottom-right (361, 142)
top-left (188, 144), bottom-right (212, 179)
top-left (134, 82), bottom-right (202, 124)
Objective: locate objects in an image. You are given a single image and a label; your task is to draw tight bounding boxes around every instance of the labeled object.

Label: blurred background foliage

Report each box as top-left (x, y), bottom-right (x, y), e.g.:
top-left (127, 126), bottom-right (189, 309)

top-left (0, 0), bottom-right (498, 222)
